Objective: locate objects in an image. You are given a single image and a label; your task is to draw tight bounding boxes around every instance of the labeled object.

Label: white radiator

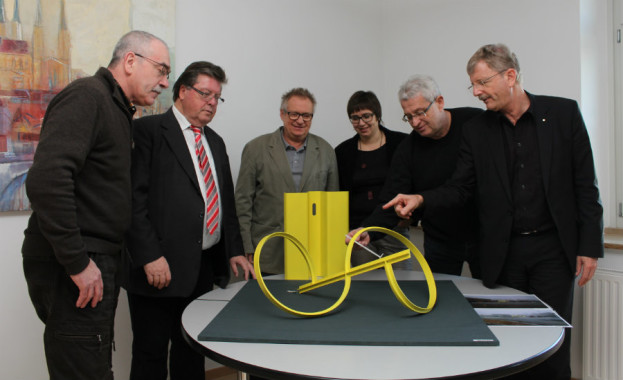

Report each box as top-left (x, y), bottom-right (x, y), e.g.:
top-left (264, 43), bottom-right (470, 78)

top-left (583, 268), bottom-right (623, 380)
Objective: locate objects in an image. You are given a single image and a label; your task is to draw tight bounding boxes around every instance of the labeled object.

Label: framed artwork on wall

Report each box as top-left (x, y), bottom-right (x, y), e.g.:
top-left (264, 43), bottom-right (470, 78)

top-left (0, 0), bottom-right (175, 211)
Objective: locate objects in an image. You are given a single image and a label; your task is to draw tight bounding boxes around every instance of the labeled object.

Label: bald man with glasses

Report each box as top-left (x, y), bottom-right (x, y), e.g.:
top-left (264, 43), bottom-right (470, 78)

top-left (235, 87), bottom-right (339, 275)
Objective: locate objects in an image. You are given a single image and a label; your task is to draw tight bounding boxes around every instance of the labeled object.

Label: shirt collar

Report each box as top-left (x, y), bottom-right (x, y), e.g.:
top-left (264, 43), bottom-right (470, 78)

top-left (172, 104), bottom-right (202, 131)
top-left (495, 91), bottom-right (535, 125)
top-left (524, 91), bottom-right (536, 116)
top-left (280, 126), bottom-right (307, 151)
top-left (102, 68), bottom-right (136, 116)
top-left (119, 89), bottom-right (136, 115)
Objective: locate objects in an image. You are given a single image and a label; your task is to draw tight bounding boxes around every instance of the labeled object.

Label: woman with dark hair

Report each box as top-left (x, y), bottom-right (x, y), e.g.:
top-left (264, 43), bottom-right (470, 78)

top-left (335, 91), bottom-right (408, 266)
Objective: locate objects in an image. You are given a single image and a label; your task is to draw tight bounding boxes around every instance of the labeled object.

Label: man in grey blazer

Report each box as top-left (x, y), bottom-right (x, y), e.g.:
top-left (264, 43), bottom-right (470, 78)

top-left (235, 88), bottom-right (339, 274)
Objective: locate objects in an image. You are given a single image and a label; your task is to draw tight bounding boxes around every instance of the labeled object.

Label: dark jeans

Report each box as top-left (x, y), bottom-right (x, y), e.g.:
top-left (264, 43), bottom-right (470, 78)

top-left (423, 234), bottom-right (480, 278)
top-left (127, 252), bottom-right (215, 380)
top-left (497, 230), bottom-right (574, 380)
top-left (23, 252), bottom-right (120, 380)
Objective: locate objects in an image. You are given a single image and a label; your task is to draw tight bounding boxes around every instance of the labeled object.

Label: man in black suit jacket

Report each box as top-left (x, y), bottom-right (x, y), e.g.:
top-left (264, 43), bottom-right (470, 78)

top-left (385, 44), bottom-right (603, 379)
top-left (124, 61), bottom-right (254, 380)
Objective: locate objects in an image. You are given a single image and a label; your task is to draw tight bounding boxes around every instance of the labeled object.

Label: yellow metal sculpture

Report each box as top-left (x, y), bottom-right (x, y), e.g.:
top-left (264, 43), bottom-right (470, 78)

top-left (253, 226), bottom-right (437, 317)
top-left (284, 191), bottom-right (349, 280)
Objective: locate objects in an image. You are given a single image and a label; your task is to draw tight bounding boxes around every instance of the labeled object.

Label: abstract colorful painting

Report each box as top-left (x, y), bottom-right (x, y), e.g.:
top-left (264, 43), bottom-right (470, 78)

top-left (0, 0), bottom-right (175, 211)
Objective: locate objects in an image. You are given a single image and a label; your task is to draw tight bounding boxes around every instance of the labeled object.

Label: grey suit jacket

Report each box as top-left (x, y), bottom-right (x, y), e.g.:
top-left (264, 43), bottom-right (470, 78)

top-left (235, 127), bottom-right (339, 274)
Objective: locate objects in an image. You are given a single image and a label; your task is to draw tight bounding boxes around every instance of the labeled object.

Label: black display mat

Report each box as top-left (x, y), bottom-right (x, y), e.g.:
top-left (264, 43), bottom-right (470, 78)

top-left (199, 280), bottom-right (498, 346)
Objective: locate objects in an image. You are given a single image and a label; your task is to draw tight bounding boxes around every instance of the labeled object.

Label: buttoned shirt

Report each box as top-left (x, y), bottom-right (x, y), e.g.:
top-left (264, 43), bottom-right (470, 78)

top-left (173, 105), bottom-right (222, 249)
top-left (500, 95), bottom-right (554, 234)
top-left (281, 130), bottom-right (307, 191)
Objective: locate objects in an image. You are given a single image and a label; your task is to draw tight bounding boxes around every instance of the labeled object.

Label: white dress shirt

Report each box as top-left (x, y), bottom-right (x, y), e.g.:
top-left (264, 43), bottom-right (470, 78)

top-left (172, 105), bottom-right (222, 249)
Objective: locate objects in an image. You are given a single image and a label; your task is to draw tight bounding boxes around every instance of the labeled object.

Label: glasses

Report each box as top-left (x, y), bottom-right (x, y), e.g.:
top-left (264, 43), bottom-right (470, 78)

top-left (467, 70), bottom-right (506, 91)
top-left (402, 98), bottom-right (436, 122)
top-left (188, 85), bottom-right (225, 104)
top-left (349, 112), bottom-right (374, 124)
top-left (134, 52), bottom-right (171, 79)
top-left (286, 111), bottom-right (313, 121)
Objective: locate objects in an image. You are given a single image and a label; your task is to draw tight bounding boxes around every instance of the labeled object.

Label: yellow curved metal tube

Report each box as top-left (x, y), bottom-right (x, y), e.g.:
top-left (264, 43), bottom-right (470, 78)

top-left (254, 232), bottom-right (352, 317)
top-left (253, 227), bottom-right (437, 317)
top-left (347, 227), bottom-right (437, 314)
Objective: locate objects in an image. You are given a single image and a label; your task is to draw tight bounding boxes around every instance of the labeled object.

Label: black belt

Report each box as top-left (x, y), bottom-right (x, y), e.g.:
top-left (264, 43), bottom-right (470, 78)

top-left (512, 227), bottom-right (554, 237)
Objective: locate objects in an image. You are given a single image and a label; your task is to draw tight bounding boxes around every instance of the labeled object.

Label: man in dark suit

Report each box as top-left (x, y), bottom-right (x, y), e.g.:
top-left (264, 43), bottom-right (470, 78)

top-left (385, 44), bottom-right (603, 379)
top-left (124, 61), bottom-right (254, 380)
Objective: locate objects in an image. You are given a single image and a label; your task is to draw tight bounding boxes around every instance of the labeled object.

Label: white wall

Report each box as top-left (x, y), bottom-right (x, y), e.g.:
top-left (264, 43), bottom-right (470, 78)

top-left (2, 0), bottom-right (607, 379)
top-left (176, 0), bottom-right (581, 182)
top-left (581, 0), bottom-right (616, 226)
top-left (175, 0), bottom-right (386, 181)
top-left (0, 211), bottom-right (134, 379)
top-left (378, 0), bottom-right (580, 121)
top-left (0, 213), bottom-right (46, 379)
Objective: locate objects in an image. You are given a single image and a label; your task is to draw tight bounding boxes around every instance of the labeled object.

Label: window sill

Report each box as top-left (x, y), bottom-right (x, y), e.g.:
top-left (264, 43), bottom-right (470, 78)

top-left (605, 228), bottom-right (623, 250)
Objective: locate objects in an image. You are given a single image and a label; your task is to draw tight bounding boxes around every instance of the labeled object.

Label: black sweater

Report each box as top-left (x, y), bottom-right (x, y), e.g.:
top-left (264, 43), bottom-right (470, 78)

top-left (363, 107), bottom-right (483, 243)
top-left (335, 125), bottom-right (408, 228)
top-left (22, 68), bottom-right (135, 275)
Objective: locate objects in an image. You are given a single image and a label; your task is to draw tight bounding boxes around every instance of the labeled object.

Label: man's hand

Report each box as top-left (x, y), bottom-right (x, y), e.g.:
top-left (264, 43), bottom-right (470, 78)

top-left (230, 255), bottom-right (256, 280)
top-left (346, 227), bottom-right (370, 246)
top-left (383, 194), bottom-right (423, 219)
top-left (70, 258), bottom-right (103, 308)
top-left (144, 256), bottom-right (171, 289)
top-left (576, 256), bottom-right (598, 287)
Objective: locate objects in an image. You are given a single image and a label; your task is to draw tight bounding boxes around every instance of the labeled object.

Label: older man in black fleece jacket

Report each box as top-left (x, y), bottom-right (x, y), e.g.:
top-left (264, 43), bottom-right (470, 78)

top-left (21, 30), bottom-right (170, 380)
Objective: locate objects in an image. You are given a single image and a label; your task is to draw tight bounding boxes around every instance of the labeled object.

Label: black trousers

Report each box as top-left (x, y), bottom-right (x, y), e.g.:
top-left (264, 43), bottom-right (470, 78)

top-left (497, 230), bottom-right (575, 380)
top-left (23, 252), bottom-right (120, 380)
top-left (127, 252), bottom-right (215, 380)
top-left (423, 234), bottom-right (480, 278)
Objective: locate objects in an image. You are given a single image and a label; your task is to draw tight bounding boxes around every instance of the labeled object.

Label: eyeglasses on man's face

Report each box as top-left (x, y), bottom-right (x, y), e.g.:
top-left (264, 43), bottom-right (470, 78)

top-left (286, 111), bottom-right (313, 122)
top-left (133, 52), bottom-right (171, 79)
top-left (187, 85), bottom-right (225, 104)
top-left (349, 112), bottom-right (374, 124)
top-left (467, 70), bottom-right (507, 91)
top-left (402, 98), bottom-right (436, 122)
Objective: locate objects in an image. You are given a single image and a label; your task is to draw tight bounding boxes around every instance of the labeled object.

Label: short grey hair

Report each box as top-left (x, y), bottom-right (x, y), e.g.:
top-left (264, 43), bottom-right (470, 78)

top-left (108, 30), bottom-right (168, 67)
top-left (280, 87), bottom-right (316, 113)
top-left (466, 43), bottom-right (522, 84)
top-left (397, 74), bottom-right (441, 103)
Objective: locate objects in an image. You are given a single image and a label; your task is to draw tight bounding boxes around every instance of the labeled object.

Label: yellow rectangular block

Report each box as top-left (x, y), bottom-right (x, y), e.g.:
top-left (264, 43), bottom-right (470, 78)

top-left (284, 191), bottom-right (348, 280)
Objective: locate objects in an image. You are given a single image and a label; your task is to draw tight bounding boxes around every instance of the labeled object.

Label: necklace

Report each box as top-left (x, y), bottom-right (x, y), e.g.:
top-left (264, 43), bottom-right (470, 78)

top-left (357, 131), bottom-right (384, 152)
top-left (358, 131), bottom-right (385, 168)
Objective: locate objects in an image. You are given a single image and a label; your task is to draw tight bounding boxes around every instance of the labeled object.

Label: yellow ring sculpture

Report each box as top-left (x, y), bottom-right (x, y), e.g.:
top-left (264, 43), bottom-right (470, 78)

top-left (253, 227), bottom-right (437, 317)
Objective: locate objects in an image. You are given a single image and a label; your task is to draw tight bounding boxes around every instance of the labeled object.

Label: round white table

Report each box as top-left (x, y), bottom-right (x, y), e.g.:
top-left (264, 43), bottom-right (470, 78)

top-left (182, 271), bottom-right (564, 379)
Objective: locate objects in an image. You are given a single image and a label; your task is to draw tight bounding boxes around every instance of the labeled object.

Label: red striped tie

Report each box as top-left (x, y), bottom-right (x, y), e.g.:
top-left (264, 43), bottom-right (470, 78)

top-left (190, 126), bottom-right (219, 234)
